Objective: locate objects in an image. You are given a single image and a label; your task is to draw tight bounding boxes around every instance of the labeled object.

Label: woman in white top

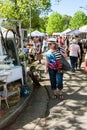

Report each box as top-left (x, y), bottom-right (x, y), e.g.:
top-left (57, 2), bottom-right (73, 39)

top-left (69, 39), bottom-right (81, 72)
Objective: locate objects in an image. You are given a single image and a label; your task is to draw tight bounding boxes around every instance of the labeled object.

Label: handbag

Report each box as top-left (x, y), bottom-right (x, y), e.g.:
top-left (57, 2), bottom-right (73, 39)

top-left (57, 47), bottom-right (71, 71)
top-left (52, 49), bottom-right (71, 71)
top-left (60, 57), bottom-right (71, 71)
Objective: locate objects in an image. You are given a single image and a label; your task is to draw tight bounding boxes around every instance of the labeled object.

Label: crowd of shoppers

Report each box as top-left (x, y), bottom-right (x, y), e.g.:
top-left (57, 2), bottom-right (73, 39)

top-left (22, 35), bottom-right (86, 100)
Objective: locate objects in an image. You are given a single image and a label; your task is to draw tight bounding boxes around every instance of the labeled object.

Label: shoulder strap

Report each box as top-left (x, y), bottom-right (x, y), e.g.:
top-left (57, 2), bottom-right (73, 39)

top-left (58, 47), bottom-right (60, 51)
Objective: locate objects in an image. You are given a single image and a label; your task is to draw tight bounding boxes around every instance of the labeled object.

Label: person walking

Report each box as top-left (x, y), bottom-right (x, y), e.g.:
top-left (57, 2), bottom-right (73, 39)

top-left (69, 38), bottom-right (81, 72)
top-left (35, 37), bottom-right (42, 64)
top-left (65, 36), bottom-right (70, 56)
top-left (45, 38), bottom-right (67, 100)
top-left (76, 37), bottom-right (84, 69)
top-left (42, 37), bottom-right (47, 52)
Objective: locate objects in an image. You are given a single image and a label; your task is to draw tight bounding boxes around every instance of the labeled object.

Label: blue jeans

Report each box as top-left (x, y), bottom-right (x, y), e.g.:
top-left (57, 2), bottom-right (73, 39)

top-left (56, 73), bottom-right (63, 90)
top-left (48, 68), bottom-right (56, 90)
top-left (70, 56), bottom-right (78, 72)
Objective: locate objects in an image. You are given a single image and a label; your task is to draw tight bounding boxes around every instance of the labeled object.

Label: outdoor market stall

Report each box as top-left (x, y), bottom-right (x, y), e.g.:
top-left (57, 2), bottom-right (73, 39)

top-left (28, 30), bottom-right (45, 37)
top-left (66, 28), bottom-right (80, 36)
top-left (79, 25), bottom-right (87, 39)
top-left (0, 18), bottom-right (24, 111)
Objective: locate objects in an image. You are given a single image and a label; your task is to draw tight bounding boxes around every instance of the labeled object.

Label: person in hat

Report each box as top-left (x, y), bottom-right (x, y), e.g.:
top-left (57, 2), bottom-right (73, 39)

top-left (69, 38), bottom-right (81, 72)
top-left (45, 37), bottom-right (67, 99)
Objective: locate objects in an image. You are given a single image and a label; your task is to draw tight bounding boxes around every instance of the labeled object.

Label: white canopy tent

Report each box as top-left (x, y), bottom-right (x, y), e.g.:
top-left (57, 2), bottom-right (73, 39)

top-left (66, 28), bottom-right (80, 36)
top-left (79, 25), bottom-right (87, 33)
top-left (53, 32), bottom-right (61, 36)
top-left (60, 28), bottom-right (71, 36)
top-left (28, 30), bottom-right (45, 37)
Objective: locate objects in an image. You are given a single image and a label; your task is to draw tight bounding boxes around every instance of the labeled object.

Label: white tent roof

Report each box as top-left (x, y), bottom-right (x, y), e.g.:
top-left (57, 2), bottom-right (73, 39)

top-left (79, 25), bottom-right (87, 33)
top-left (53, 32), bottom-right (61, 36)
top-left (28, 30), bottom-right (45, 37)
top-left (66, 28), bottom-right (80, 36)
top-left (60, 28), bottom-right (71, 35)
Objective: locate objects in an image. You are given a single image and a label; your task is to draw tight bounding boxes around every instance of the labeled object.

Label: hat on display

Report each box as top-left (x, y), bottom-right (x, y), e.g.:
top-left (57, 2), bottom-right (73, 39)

top-left (47, 38), bottom-right (57, 44)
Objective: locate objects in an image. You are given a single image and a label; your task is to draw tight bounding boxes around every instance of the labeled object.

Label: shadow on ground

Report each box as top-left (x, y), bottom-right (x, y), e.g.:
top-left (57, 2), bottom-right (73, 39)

top-left (4, 61), bottom-right (87, 130)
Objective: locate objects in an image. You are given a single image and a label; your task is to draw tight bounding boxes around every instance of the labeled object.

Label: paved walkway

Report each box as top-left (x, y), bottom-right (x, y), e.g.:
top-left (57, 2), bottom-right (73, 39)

top-left (4, 55), bottom-right (87, 130)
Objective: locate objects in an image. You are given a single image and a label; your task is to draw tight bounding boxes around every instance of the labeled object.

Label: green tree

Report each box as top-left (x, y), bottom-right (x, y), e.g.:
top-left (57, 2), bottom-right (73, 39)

top-left (0, 0), bottom-right (62, 32)
top-left (46, 12), bottom-right (64, 34)
top-left (0, 0), bottom-right (51, 29)
top-left (70, 11), bottom-right (87, 29)
top-left (62, 15), bottom-right (72, 30)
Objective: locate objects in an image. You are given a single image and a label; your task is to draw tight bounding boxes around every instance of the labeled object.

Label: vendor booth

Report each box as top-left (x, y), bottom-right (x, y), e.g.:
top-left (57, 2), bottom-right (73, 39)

top-left (28, 30), bottom-right (45, 37)
top-left (0, 18), bottom-right (24, 110)
top-left (79, 25), bottom-right (87, 39)
top-left (60, 28), bottom-right (71, 36)
top-left (66, 28), bottom-right (80, 36)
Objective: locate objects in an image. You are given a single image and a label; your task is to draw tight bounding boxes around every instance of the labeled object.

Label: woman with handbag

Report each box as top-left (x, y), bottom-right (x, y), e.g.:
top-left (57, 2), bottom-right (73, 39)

top-left (45, 38), bottom-right (67, 100)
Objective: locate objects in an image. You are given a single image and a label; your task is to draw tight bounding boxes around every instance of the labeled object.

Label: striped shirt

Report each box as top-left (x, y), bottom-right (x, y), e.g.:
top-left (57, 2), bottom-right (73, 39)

top-left (52, 47), bottom-right (65, 60)
top-left (46, 47), bottom-right (65, 70)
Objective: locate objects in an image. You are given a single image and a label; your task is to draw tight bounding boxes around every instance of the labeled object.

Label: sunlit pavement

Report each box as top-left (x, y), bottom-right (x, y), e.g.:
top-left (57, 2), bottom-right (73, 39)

top-left (5, 55), bottom-right (87, 130)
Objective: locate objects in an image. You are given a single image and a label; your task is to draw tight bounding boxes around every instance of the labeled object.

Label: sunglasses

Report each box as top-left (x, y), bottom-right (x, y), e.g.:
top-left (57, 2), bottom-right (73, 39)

top-left (48, 43), bottom-right (52, 45)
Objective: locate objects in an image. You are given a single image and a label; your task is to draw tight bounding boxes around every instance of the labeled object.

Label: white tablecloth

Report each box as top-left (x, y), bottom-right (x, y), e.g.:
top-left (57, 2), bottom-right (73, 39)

top-left (0, 66), bottom-right (24, 85)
